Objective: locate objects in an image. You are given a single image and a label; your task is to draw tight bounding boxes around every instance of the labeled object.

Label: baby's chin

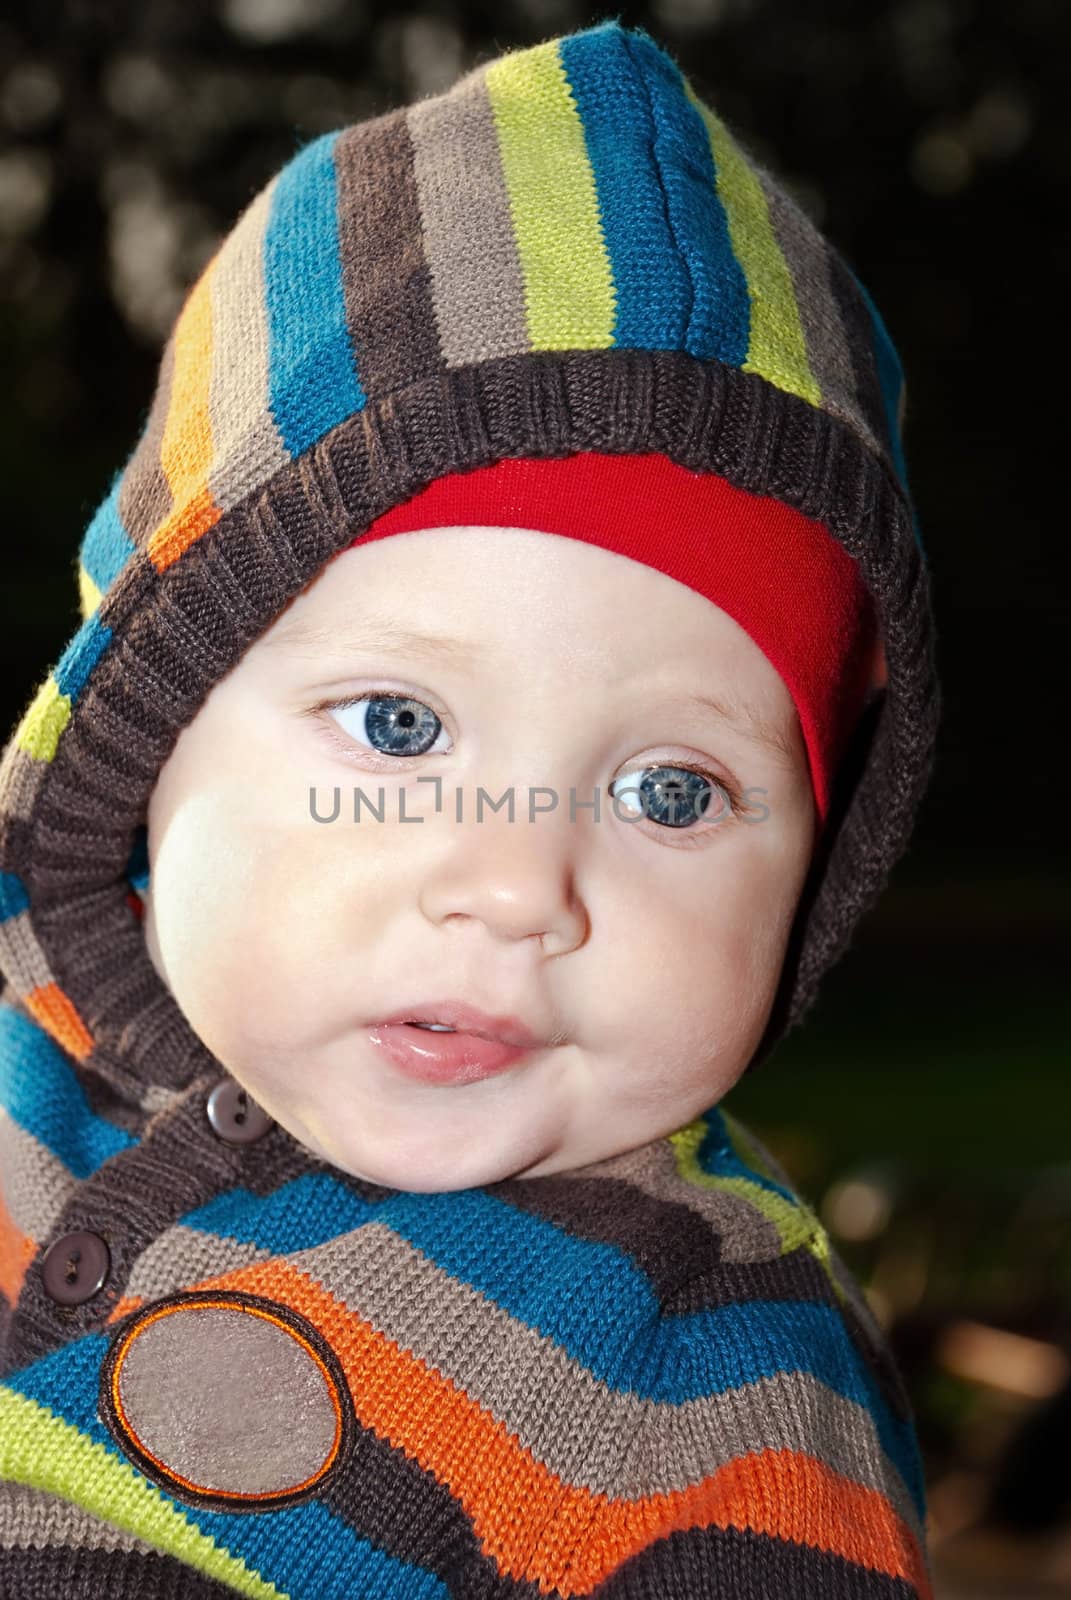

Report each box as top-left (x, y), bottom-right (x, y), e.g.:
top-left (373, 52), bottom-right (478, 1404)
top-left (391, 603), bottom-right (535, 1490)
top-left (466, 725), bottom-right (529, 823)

top-left (260, 1099), bottom-right (553, 1194)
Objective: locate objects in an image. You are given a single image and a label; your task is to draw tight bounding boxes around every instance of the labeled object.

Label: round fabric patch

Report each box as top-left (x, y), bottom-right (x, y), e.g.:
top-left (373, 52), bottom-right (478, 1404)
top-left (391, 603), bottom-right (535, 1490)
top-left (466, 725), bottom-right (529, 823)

top-left (99, 1290), bottom-right (352, 1512)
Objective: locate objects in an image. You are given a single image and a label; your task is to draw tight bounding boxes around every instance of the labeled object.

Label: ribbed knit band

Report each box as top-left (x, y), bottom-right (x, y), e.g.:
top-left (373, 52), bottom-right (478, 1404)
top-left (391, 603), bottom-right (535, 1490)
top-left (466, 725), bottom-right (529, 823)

top-left (349, 450), bottom-right (885, 832)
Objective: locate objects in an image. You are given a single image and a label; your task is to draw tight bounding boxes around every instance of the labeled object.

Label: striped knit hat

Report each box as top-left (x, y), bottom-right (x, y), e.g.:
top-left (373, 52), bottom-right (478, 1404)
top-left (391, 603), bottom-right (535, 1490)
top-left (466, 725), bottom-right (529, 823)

top-left (0, 17), bottom-right (939, 1103)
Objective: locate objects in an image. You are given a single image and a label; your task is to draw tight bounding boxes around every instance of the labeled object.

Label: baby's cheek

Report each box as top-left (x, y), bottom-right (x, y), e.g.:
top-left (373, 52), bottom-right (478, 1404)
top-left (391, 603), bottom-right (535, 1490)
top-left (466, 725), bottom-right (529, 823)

top-left (653, 878), bottom-right (786, 1043)
top-left (606, 892), bottom-right (730, 1027)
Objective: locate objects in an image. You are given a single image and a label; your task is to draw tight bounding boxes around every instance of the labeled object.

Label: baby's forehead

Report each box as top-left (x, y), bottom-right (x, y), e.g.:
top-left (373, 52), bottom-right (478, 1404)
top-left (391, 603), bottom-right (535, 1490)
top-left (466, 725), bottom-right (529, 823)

top-left (266, 529), bottom-right (770, 687)
top-left (276, 523), bottom-right (757, 651)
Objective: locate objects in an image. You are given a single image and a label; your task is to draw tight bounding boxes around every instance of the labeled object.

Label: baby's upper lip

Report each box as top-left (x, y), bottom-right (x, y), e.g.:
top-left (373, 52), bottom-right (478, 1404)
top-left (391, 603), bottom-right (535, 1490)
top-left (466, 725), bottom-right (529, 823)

top-left (374, 1001), bottom-right (551, 1050)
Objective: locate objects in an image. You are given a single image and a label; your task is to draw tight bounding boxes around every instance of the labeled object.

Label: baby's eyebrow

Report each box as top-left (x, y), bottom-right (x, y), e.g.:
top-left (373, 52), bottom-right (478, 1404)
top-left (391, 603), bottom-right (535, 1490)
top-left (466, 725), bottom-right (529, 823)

top-left (265, 614), bottom-right (486, 667)
top-left (675, 689), bottom-right (800, 768)
top-left (270, 614), bottom-right (799, 766)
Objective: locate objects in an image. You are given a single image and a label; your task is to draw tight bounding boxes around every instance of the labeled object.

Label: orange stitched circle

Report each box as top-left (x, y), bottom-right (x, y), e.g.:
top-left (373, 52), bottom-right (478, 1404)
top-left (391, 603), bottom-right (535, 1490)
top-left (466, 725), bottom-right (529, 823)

top-left (109, 1294), bottom-right (345, 1501)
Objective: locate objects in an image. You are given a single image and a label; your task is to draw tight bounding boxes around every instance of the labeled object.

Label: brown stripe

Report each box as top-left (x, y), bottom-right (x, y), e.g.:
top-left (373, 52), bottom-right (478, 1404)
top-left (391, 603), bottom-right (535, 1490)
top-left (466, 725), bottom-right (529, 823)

top-left (493, 1126), bottom-right (783, 1270)
top-left (592, 1520), bottom-right (924, 1598)
top-left (407, 70), bottom-right (530, 368)
top-left (0, 1545), bottom-right (239, 1599)
top-left (71, 1051), bottom-right (156, 1138)
top-left (322, 1414), bottom-right (544, 1598)
top-left (333, 108), bottom-right (444, 397)
top-left (118, 333), bottom-right (176, 548)
top-left (667, 1234), bottom-right (849, 1309)
top-left (492, 1170), bottom-right (774, 1301)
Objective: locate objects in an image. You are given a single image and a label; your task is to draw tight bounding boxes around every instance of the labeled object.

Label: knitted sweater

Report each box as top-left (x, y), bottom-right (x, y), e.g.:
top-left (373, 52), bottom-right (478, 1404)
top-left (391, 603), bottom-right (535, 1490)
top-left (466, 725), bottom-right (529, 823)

top-left (0, 978), bottom-right (932, 1598)
top-left (0, 16), bottom-right (939, 1597)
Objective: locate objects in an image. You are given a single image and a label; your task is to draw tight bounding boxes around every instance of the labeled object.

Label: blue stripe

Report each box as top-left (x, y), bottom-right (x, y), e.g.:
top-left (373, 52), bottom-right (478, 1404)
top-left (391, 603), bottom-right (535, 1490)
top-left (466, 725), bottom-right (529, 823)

top-left (618, 26), bottom-right (750, 365)
top-left (559, 25), bottom-right (691, 350)
top-left (3, 1341), bottom-right (448, 1600)
top-left (52, 613), bottom-right (112, 705)
top-left (0, 871), bottom-right (30, 924)
top-left (265, 130), bottom-right (367, 458)
top-left (79, 475), bottom-right (137, 596)
top-left (0, 1003), bottom-right (137, 1176)
top-left (184, 1173), bottom-right (373, 1254)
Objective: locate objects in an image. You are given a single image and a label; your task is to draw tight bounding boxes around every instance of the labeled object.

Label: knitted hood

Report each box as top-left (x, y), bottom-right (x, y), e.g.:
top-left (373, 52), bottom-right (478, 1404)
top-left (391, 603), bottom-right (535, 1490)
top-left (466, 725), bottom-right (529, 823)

top-left (0, 16), bottom-right (939, 1109)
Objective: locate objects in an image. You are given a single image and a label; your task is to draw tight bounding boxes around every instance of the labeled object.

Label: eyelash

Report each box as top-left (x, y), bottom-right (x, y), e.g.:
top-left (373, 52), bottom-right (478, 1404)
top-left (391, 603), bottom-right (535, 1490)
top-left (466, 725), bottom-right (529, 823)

top-left (310, 689), bottom-right (747, 838)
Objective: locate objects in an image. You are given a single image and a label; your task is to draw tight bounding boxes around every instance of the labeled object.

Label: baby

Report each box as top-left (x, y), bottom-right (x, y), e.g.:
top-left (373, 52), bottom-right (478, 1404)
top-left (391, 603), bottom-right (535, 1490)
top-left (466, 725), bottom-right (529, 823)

top-left (0, 17), bottom-right (940, 1599)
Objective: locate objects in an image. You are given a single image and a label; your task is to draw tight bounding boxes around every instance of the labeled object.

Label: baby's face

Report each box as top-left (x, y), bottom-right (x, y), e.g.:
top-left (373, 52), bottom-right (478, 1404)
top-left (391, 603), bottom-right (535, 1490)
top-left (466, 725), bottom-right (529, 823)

top-left (143, 527), bottom-right (817, 1191)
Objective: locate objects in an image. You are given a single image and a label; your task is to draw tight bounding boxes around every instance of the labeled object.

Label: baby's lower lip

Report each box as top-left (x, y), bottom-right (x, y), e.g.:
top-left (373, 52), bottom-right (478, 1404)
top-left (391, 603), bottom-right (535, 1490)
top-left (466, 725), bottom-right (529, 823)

top-left (365, 1023), bottom-right (530, 1084)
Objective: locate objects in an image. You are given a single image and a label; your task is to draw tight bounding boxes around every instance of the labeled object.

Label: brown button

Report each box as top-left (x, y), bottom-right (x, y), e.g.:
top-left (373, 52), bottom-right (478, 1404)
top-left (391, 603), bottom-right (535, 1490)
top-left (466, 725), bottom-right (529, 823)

top-left (41, 1231), bottom-right (110, 1306)
top-left (206, 1079), bottom-right (274, 1145)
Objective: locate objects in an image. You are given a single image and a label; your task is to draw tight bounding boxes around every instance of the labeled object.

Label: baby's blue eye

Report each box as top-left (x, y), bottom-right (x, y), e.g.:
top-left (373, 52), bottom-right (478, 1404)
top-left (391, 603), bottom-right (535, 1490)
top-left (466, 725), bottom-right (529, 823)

top-left (610, 766), bottom-right (723, 830)
top-left (330, 693), bottom-right (444, 757)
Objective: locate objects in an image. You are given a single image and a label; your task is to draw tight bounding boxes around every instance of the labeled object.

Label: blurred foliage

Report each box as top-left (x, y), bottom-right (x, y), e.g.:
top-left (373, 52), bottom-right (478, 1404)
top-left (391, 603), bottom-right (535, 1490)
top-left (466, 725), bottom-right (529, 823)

top-left (1, 1), bottom-right (1067, 1589)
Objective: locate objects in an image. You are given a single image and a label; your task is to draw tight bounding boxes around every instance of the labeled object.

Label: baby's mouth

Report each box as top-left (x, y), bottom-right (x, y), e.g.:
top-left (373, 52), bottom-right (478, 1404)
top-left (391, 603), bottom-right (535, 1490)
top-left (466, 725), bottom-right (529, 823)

top-left (365, 1020), bottom-right (536, 1085)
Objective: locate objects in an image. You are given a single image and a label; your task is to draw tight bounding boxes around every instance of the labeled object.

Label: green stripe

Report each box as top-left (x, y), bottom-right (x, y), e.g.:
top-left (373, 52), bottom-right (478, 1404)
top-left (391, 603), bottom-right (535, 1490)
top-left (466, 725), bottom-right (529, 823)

top-left (0, 1388), bottom-right (284, 1599)
top-left (684, 81), bottom-right (821, 407)
top-left (669, 1115), bottom-right (847, 1306)
top-left (15, 678), bottom-right (71, 764)
top-left (485, 40), bottom-right (616, 350)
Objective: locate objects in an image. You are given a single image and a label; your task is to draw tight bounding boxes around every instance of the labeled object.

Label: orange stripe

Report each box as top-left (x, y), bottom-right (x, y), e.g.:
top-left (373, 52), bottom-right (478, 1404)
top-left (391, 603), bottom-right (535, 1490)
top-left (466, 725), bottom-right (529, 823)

top-left (184, 1255), bottom-right (931, 1597)
top-left (147, 260), bottom-right (222, 572)
top-left (107, 1293), bottom-right (144, 1326)
top-left (24, 982), bottom-right (94, 1061)
top-left (147, 485), bottom-right (223, 573)
top-left (0, 1187), bottom-right (35, 1306)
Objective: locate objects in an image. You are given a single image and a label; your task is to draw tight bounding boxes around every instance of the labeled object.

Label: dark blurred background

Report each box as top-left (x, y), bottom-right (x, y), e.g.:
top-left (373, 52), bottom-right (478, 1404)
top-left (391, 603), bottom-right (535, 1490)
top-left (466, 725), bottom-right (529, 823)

top-left (1, 2), bottom-right (1067, 1593)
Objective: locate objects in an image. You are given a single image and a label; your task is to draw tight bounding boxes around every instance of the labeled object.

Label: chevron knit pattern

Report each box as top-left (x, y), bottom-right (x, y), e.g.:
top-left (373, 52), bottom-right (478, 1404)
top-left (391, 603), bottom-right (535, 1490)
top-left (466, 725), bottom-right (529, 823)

top-left (0, 15), bottom-right (939, 1597)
